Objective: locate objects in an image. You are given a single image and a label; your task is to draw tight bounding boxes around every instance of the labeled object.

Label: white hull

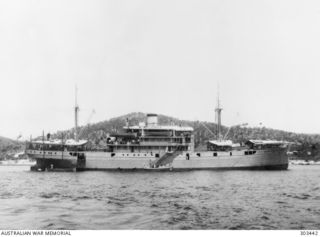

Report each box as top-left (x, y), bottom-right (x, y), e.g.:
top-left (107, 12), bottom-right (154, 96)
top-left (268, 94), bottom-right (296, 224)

top-left (27, 149), bottom-right (288, 171)
top-left (171, 150), bottom-right (288, 170)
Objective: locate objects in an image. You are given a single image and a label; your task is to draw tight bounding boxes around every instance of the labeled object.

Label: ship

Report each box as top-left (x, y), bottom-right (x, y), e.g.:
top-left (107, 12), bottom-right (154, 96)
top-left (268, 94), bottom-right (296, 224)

top-left (26, 93), bottom-right (289, 171)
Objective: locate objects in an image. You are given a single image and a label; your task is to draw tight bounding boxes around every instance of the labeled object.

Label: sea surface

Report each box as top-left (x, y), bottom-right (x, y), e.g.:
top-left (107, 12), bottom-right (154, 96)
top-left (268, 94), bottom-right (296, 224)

top-left (0, 165), bottom-right (319, 230)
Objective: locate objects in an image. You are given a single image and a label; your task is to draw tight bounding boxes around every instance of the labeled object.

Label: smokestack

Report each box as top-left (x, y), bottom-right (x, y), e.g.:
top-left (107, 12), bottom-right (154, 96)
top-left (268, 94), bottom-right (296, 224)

top-left (146, 114), bottom-right (158, 127)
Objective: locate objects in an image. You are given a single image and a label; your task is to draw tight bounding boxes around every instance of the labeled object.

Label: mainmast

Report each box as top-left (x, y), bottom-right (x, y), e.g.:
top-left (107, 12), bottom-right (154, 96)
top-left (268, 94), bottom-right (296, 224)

top-left (74, 85), bottom-right (79, 142)
top-left (215, 87), bottom-right (222, 141)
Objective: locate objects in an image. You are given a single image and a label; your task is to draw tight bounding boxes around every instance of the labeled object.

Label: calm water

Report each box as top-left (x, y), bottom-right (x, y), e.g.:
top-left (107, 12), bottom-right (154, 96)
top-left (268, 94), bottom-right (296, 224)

top-left (0, 165), bottom-right (319, 230)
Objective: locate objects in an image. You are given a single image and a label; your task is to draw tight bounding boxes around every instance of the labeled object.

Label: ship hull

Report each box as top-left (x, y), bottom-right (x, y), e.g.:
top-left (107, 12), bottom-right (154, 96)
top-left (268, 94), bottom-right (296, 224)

top-left (27, 149), bottom-right (288, 171)
top-left (77, 164), bottom-right (288, 171)
top-left (83, 150), bottom-right (288, 171)
top-left (27, 151), bottom-right (77, 171)
top-left (170, 150), bottom-right (288, 170)
top-left (30, 158), bottom-right (76, 171)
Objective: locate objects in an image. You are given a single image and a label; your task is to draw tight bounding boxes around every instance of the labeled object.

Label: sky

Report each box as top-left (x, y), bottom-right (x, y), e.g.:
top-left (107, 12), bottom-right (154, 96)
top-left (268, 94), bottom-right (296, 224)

top-left (1, 0), bottom-right (320, 139)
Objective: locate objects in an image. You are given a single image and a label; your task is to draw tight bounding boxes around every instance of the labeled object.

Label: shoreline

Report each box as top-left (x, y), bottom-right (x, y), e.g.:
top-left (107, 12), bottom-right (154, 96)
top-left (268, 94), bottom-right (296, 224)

top-left (289, 159), bottom-right (320, 165)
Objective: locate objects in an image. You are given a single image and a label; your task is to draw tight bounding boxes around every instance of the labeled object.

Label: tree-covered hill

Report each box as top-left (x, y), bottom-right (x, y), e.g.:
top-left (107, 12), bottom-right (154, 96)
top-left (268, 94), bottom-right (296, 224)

top-left (0, 136), bottom-right (23, 159)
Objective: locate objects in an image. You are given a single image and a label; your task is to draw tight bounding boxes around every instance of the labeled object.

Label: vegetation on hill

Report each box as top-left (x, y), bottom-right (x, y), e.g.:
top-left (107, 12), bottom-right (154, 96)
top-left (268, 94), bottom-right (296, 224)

top-left (0, 136), bottom-right (24, 160)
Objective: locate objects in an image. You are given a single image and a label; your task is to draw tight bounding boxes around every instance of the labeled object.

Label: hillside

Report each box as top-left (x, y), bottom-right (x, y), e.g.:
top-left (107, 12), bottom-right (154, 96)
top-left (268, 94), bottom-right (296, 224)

top-left (0, 136), bottom-right (24, 160)
top-left (51, 112), bottom-right (320, 159)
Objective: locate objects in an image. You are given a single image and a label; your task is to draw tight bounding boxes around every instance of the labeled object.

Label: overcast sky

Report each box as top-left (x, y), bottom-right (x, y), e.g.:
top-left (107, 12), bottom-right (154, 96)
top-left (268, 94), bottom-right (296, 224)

top-left (1, 0), bottom-right (320, 139)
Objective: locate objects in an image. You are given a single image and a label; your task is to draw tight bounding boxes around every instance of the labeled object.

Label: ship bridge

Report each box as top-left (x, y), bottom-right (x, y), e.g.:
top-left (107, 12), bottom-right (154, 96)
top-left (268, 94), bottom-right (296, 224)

top-left (123, 113), bottom-right (193, 137)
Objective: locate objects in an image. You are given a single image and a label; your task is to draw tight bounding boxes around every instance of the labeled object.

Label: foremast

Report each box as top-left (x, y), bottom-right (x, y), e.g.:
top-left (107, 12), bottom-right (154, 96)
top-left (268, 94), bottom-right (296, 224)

top-left (215, 87), bottom-right (223, 141)
top-left (74, 86), bottom-right (79, 142)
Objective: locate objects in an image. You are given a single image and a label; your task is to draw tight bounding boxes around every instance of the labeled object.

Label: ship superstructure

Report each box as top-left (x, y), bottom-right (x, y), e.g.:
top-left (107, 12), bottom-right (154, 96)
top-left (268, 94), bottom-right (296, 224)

top-left (106, 114), bottom-right (194, 154)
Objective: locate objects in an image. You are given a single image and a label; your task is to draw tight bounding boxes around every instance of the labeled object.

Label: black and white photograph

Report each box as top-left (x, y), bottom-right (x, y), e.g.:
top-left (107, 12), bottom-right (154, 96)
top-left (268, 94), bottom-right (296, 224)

top-left (0, 0), bottom-right (320, 234)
